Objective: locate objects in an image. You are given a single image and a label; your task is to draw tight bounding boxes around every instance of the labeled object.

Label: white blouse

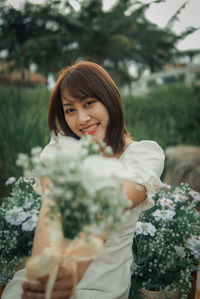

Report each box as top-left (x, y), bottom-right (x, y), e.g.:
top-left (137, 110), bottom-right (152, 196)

top-left (2, 140), bottom-right (165, 299)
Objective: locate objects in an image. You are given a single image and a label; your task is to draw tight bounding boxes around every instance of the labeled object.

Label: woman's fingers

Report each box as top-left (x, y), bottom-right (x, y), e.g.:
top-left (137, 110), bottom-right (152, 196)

top-left (22, 291), bottom-right (45, 299)
top-left (22, 280), bottom-right (46, 292)
top-left (51, 289), bottom-right (73, 299)
top-left (22, 277), bottom-right (74, 293)
top-left (22, 289), bottom-right (72, 299)
top-left (21, 262), bottom-right (75, 298)
top-left (38, 275), bottom-right (48, 283)
top-left (56, 263), bottom-right (74, 281)
top-left (53, 277), bottom-right (74, 291)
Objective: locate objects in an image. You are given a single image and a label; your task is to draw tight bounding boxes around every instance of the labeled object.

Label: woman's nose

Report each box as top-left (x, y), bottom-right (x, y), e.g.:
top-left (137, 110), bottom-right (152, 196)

top-left (77, 109), bottom-right (91, 125)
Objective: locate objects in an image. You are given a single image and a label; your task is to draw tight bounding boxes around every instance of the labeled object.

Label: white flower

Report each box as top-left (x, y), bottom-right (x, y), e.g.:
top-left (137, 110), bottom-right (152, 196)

top-left (159, 198), bottom-right (175, 209)
top-left (80, 155), bottom-right (127, 194)
top-left (80, 134), bottom-right (92, 145)
top-left (22, 214), bottom-right (38, 231)
top-left (40, 136), bottom-right (82, 166)
top-left (58, 135), bottom-right (82, 157)
top-left (31, 147), bottom-right (43, 156)
top-left (135, 221), bottom-right (157, 236)
top-left (175, 246), bottom-right (186, 258)
top-left (16, 153), bottom-right (29, 168)
top-left (153, 209), bottom-right (176, 221)
top-left (104, 146), bottom-right (113, 156)
top-left (25, 209), bottom-right (39, 218)
top-left (186, 237), bottom-right (200, 259)
top-left (98, 140), bottom-right (106, 148)
top-left (23, 199), bottom-right (34, 209)
top-left (5, 207), bottom-right (27, 225)
top-left (5, 177), bottom-right (16, 185)
top-left (189, 190), bottom-right (200, 202)
top-left (23, 177), bottom-right (35, 184)
top-left (161, 182), bottom-right (171, 190)
top-left (174, 193), bottom-right (187, 203)
top-left (65, 191), bottom-right (73, 199)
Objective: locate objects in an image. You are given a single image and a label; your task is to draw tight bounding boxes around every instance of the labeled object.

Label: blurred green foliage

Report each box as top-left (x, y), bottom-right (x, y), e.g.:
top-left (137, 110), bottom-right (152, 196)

top-left (123, 84), bottom-right (200, 150)
top-left (0, 86), bottom-right (50, 198)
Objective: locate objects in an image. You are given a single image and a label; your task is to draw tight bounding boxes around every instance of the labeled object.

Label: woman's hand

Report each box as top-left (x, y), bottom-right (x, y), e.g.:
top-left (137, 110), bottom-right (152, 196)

top-left (21, 262), bottom-right (75, 299)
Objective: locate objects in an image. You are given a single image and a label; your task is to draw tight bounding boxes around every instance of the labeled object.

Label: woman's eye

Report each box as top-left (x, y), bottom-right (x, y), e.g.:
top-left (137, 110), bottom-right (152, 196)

top-left (65, 109), bottom-right (75, 114)
top-left (86, 100), bottom-right (96, 107)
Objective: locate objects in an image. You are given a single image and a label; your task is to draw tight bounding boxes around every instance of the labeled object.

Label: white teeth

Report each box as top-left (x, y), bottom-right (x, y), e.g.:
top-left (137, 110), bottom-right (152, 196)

top-left (81, 124), bottom-right (97, 132)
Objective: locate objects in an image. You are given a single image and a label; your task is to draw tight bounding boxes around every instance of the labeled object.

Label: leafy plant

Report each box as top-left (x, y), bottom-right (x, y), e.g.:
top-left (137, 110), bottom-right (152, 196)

top-left (0, 177), bottom-right (42, 285)
top-left (130, 183), bottom-right (200, 299)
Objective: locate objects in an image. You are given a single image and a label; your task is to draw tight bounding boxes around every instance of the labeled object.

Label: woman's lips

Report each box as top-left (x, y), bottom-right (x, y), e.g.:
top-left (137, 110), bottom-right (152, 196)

top-left (81, 123), bottom-right (99, 135)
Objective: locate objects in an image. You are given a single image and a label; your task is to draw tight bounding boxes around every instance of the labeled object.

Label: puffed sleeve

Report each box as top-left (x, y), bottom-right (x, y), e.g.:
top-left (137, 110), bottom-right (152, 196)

top-left (120, 140), bottom-right (165, 211)
top-left (40, 136), bottom-right (57, 160)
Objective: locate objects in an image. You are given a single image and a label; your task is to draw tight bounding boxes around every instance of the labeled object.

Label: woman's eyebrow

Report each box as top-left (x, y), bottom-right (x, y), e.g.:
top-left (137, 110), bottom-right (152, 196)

top-left (62, 97), bottom-right (90, 107)
top-left (63, 102), bottom-right (74, 107)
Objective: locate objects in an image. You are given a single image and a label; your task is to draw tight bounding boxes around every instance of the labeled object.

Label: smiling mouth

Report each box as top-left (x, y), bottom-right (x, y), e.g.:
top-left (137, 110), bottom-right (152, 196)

top-left (81, 123), bottom-right (99, 135)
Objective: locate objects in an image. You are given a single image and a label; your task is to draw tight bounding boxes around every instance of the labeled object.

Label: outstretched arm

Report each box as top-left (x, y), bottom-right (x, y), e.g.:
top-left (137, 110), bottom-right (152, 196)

top-left (21, 179), bottom-right (146, 299)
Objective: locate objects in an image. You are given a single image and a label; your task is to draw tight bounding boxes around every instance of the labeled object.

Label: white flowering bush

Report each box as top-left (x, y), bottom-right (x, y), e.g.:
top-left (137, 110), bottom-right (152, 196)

top-left (16, 135), bottom-right (131, 240)
top-left (130, 183), bottom-right (200, 299)
top-left (0, 177), bottom-right (42, 285)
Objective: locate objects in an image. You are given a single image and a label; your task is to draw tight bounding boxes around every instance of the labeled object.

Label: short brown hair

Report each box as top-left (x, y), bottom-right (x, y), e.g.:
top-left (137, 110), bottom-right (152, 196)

top-left (48, 61), bottom-right (128, 154)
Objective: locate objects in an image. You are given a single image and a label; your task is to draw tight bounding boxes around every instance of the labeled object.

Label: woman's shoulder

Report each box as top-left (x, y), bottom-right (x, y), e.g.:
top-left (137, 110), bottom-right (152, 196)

top-left (120, 139), bottom-right (165, 182)
top-left (121, 139), bottom-right (165, 160)
top-left (40, 136), bottom-right (58, 158)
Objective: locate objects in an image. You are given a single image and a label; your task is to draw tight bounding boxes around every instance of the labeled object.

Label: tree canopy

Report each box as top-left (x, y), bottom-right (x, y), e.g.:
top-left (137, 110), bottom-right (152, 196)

top-left (0, 0), bottom-right (196, 86)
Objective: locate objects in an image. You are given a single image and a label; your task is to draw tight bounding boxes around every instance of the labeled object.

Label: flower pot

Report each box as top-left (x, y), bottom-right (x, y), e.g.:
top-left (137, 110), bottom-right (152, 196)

top-left (139, 288), bottom-right (180, 299)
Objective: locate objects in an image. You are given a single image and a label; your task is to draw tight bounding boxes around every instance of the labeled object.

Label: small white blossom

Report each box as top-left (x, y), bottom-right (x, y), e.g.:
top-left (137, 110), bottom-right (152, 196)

top-left (98, 140), bottom-right (106, 148)
top-left (5, 207), bottom-right (27, 225)
top-left (135, 221), bottom-right (157, 236)
top-left (22, 214), bottom-right (38, 231)
top-left (16, 153), bottom-right (29, 168)
top-left (189, 190), bottom-right (200, 202)
top-left (91, 143), bottom-right (100, 152)
top-left (153, 209), bottom-right (176, 221)
top-left (159, 197), bottom-right (175, 209)
top-left (31, 147), bottom-right (42, 156)
top-left (174, 193), bottom-right (187, 203)
top-left (25, 209), bottom-right (39, 218)
top-left (175, 246), bottom-right (186, 258)
top-left (23, 177), bottom-right (35, 184)
top-left (5, 177), bottom-right (16, 185)
top-left (104, 146), bottom-right (113, 156)
top-left (186, 237), bottom-right (200, 259)
top-left (23, 198), bottom-right (35, 209)
top-left (65, 190), bottom-right (73, 199)
top-left (161, 182), bottom-right (171, 190)
top-left (80, 155), bottom-right (127, 194)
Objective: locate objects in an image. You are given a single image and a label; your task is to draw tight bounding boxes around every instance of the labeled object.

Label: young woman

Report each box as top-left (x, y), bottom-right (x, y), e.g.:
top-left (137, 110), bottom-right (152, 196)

top-left (2, 61), bottom-right (165, 299)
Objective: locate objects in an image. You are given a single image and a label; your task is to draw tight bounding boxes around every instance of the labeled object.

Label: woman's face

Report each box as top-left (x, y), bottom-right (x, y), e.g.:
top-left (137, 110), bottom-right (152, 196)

top-left (61, 91), bottom-right (109, 143)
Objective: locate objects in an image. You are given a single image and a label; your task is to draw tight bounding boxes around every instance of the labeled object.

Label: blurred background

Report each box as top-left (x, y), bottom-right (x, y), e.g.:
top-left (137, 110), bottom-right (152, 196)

top-left (0, 0), bottom-right (200, 198)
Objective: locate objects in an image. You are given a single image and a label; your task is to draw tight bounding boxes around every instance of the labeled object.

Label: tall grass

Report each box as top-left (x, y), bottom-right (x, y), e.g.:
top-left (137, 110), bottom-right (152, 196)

top-left (0, 86), bottom-right (50, 198)
top-left (123, 83), bottom-right (200, 150)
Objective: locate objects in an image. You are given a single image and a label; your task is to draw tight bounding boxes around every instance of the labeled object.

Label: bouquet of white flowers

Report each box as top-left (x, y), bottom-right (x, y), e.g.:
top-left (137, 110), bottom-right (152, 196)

top-left (16, 135), bottom-right (131, 299)
top-left (130, 182), bottom-right (200, 299)
top-left (0, 177), bottom-right (42, 285)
